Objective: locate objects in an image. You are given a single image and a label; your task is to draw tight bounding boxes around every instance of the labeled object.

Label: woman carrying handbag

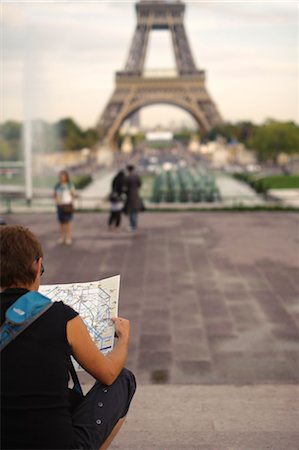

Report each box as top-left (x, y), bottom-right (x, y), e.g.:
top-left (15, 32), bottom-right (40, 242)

top-left (54, 170), bottom-right (75, 245)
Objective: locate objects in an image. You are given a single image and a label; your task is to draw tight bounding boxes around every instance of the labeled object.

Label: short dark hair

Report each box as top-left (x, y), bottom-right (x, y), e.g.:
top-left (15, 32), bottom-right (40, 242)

top-left (127, 165), bottom-right (135, 172)
top-left (0, 225), bottom-right (44, 288)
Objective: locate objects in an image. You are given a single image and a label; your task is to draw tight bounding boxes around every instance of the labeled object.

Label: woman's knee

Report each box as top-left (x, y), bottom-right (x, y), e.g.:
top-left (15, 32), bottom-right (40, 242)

top-left (118, 368), bottom-right (136, 394)
top-left (116, 368), bottom-right (136, 414)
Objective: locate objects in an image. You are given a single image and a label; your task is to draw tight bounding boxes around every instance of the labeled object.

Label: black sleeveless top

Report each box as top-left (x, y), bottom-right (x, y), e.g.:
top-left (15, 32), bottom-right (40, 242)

top-left (1, 288), bottom-right (78, 449)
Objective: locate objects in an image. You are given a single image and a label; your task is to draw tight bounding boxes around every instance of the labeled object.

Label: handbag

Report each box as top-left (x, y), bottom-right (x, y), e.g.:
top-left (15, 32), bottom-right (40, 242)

top-left (61, 204), bottom-right (74, 214)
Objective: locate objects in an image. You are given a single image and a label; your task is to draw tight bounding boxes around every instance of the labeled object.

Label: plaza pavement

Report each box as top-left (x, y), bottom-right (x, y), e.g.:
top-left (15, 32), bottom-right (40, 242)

top-left (4, 212), bottom-right (299, 449)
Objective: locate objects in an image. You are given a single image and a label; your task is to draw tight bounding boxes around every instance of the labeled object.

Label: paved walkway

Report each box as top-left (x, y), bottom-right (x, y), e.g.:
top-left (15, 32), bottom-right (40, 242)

top-left (269, 189), bottom-right (299, 207)
top-left (6, 212), bottom-right (299, 385)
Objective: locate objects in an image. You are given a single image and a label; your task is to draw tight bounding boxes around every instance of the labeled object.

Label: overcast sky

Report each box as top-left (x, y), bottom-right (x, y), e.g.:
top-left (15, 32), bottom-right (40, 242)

top-left (2, 1), bottom-right (298, 129)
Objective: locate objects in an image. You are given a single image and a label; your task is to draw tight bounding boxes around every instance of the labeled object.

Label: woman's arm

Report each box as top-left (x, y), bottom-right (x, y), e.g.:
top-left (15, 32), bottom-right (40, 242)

top-left (67, 316), bottom-right (130, 385)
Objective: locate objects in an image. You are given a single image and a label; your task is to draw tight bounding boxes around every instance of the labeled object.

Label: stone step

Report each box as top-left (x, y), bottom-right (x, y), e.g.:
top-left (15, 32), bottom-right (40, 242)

top-left (109, 385), bottom-right (299, 450)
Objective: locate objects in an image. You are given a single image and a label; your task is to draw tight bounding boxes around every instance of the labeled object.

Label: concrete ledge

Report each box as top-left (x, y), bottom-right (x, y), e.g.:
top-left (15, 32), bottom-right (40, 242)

top-left (110, 385), bottom-right (299, 450)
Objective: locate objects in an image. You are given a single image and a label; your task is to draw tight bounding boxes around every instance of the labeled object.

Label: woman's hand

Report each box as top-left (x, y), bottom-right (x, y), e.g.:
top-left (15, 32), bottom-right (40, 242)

top-left (67, 315), bottom-right (131, 385)
top-left (112, 317), bottom-right (130, 344)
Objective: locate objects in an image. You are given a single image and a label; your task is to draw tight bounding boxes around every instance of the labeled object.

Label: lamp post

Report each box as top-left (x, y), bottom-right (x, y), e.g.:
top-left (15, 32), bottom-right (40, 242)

top-left (23, 45), bottom-right (34, 205)
top-left (24, 117), bottom-right (33, 204)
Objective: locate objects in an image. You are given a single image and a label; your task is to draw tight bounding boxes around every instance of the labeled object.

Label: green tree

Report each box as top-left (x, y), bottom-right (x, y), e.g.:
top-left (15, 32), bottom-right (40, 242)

top-left (0, 121), bottom-right (22, 160)
top-left (174, 128), bottom-right (194, 143)
top-left (0, 118), bottom-right (99, 155)
top-left (55, 118), bottom-right (84, 151)
top-left (82, 128), bottom-right (98, 148)
top-left (132, 132), bottom-right (145, 147)
top-left (203, 121), bottom-right (257, 144)
top-left (0, 138), bottom-right (14, 161)
top-left (247, 120), bottom-right (299, 162)
top-left (0, 120), bottom-right (22, 141)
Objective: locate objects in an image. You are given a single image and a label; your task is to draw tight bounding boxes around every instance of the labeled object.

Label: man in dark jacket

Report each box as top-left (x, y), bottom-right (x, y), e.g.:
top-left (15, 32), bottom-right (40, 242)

top-left (124, 165), bottom-right (143, 231)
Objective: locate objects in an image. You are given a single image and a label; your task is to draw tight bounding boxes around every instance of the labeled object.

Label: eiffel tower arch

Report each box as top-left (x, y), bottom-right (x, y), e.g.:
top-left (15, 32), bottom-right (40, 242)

top-left (97, 1), bottom-right (223, 149)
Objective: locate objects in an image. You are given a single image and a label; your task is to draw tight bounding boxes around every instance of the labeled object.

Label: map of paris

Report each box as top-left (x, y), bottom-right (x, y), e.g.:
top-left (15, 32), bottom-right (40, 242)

top-left (40, 275), bottom-right (120, 355)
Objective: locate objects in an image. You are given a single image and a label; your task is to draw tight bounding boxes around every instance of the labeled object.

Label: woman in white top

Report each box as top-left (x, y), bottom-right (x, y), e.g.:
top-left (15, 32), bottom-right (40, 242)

top-left (54, 170), bottom-right (75, 245)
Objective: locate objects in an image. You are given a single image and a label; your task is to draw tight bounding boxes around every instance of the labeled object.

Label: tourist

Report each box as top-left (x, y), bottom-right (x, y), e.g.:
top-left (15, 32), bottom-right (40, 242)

top-left (124, 165), bottom-right (143, 231)
top-left (108, 191), bottom-right (124, 231)
top-left (54, 170), bottom-right (75, 245)
top-left (112, 170), bottom-right (126, 196)
top-left (0, 225), bottom-right (136, 450)
top-left (107, 171), bottom-right (126, 230)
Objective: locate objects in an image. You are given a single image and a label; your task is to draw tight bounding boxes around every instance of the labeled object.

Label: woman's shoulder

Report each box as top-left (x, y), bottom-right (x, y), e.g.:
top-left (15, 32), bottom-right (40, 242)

top-left (51, 301), bottom-right (78, 322)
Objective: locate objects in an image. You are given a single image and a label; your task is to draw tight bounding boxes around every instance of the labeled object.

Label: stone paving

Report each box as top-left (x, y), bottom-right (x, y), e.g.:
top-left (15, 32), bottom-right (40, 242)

top-left (5, 212), bottom-right (299, 385)
top-left (109, 385), bottom-right (299, 450)
top-left (269, 188), bottom-right (299, 207)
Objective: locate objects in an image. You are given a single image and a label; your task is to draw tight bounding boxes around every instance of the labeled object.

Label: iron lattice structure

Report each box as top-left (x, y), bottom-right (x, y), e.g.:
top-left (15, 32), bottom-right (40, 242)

top-left (98, 1), bottom-right (223, 148)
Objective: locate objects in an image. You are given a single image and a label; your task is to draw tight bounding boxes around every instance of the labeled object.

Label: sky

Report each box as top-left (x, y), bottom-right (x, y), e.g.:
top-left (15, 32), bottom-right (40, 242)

top-left (1, 0), bottom-right (298, 130)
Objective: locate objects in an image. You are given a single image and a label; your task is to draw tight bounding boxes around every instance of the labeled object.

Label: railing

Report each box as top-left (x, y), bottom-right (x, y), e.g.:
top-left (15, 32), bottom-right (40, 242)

top-left (1, 193), bottom-right (298, 215)
top-left (116, 70), bottom-right (204, 80)
top-left (0, 161), bottom-right (25, 168)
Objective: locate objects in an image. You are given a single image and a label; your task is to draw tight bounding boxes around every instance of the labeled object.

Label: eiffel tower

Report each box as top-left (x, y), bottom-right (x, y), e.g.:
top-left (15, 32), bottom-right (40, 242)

top-left (98, 0), bottom-right (223, 149)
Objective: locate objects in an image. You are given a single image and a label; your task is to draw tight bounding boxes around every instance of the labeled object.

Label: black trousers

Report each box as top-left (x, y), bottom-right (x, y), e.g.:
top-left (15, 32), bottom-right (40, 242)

top-left (72, 368), bottom-right (136, 449)
top-left (108, 211), bottom-right (122, 227)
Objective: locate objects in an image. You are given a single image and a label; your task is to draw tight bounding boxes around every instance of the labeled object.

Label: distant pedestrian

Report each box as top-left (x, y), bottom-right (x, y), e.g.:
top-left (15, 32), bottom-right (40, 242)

top-left (54, 170), bottom-right (75, 245)
top-left (124, 165), bottom-right (143, 231)
top-left (112, 170), bottom-right (126, 196)
top-left (108, 191), bottom-right (124, 230)
top-left (107, 170), bottom-right (126, 230)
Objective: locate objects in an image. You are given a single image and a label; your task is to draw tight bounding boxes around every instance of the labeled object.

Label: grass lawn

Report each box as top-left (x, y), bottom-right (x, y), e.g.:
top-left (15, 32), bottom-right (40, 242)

top-left (257, 175), bottom-right (299, 190)
top-left (234, 173), bottom-right (299, 193)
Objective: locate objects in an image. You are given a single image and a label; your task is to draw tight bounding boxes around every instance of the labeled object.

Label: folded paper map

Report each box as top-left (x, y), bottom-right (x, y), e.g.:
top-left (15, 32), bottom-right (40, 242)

top-left (40, 275), bottom-right (120, 355)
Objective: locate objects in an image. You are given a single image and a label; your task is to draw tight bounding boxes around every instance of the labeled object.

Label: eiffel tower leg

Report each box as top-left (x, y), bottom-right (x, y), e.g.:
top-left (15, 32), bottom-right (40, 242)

top-left (124, 24), bottom-right (151, 74)
top-left (170, 22), bottom-right (197, 74)
top-left (97, 87), bottom-right (137, 149)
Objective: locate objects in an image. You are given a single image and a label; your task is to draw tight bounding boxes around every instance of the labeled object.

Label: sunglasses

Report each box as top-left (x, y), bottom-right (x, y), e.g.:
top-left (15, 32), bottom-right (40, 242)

top-left (35, 258), bottom-right (45, 277)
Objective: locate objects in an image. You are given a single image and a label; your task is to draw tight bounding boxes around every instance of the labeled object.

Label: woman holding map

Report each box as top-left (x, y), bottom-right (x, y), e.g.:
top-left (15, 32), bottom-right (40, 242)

top-left (0, 225), bottom-right (136, 450)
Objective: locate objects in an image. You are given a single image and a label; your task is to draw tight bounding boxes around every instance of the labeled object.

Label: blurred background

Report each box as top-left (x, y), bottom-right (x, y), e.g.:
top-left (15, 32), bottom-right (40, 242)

top-left (1, 0), bottom-right (298, 212)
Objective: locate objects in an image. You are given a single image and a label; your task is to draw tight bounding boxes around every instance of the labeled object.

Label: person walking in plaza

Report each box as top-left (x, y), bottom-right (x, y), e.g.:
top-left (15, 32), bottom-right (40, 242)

top-left (108, 191), bottom-right (124, 231)
top-left (0, 225), bottom-right (136, 450)
top-left (107, 171), bottom-right (125, 231)
top-left (112, 170), bottom-right (126, 197)
top-left (54, 170), bottom-right (75, 245)
top-left (124, 165), bottom-right (143, 231)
